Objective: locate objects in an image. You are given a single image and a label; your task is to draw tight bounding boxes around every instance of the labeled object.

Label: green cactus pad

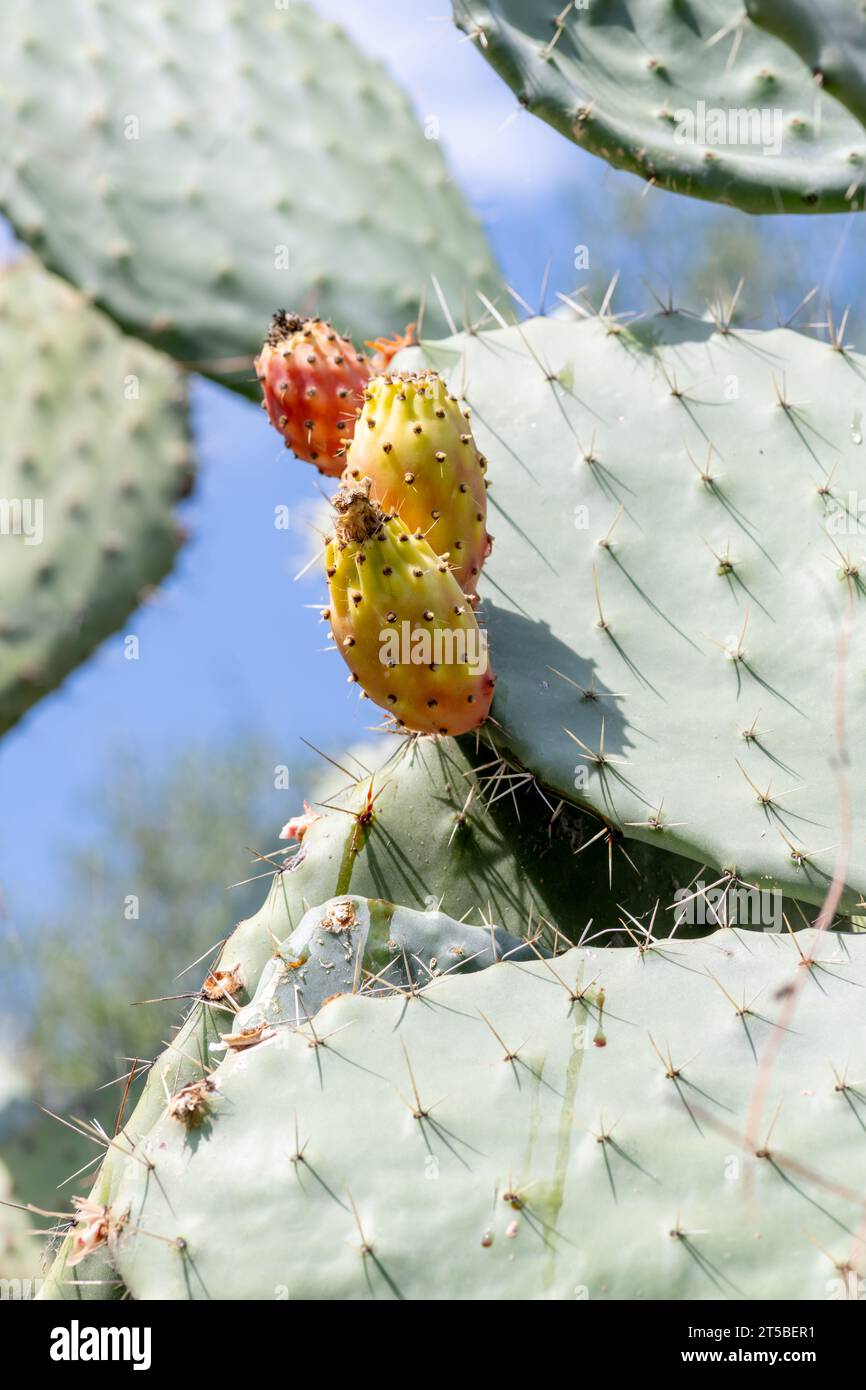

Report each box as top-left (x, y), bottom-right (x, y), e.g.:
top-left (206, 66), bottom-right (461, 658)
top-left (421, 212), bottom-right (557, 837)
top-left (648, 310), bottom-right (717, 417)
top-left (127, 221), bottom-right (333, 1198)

top-left (233, 894), bottom-right (539, 1034)
top-left (112, 734), bottom-right (709, 1131)
top-left (746, 1), bottom-right (866, 128)
top-left (272, 735), bottom-right (708, 948)
top-left (37, 734), bottom-right (712, 1297)
top-left (0, 261), bottom-right (192, 736)
top-left (453, 0), bottom-right (866, 213)
top-left (71, 924), bottom-right (866, 1299)
top-left (398, 312), bottom-right (866, 912)
top-left (0, 0), bottom-right (500, 394)
top-left (38, 731), bottom-right (834, 1299)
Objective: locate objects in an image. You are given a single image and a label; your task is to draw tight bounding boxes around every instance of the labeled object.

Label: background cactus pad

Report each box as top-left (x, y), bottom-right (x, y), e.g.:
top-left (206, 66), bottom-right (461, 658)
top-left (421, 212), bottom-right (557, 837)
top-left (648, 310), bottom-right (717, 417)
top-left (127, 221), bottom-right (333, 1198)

top-left (0, 0), bottom-right (501, 394)
top-left (0, 261), bottom-right (191, 736)
top-left (452, 0), bottom-right (866, 213)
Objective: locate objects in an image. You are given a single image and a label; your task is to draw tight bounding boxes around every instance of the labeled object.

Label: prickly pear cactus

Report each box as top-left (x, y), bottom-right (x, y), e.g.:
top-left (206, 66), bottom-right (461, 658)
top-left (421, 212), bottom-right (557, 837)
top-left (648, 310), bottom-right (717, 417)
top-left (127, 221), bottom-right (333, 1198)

top-left (746, 1), bottom-right (866, 127)
top-left (121, 731), bottom-right (714, 1124)
top-left (325, 480), bottom-right (496, 735)
top-left (343, 371), bottom-right (492, 597)
top-left (0, 261), bottom-right (192, 736)
top-left (256, 313), bottom-right (371, 476)
top-left (37, 730), bottom-right (718, 1298)
top-left (453, 0), bottom-right (866, 213)
top-left (233, 894), bottom-right (538, 1035)
top-left (0, 0), bottom-right (500, 395)
top-left (47, 923), bottom-right (866, 1299)
top-left (397, 311), bottom-right (866, 913)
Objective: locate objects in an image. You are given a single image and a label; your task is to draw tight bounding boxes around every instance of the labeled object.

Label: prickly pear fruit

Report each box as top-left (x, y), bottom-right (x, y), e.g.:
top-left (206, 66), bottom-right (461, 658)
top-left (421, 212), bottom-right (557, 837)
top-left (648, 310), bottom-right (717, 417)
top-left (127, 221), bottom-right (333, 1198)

top-left (255, 312), bottom-right (371, 476)
top-left (324, 479), bottom-right (495, 736)
top-left (342, 371), bottom-right (492, 597)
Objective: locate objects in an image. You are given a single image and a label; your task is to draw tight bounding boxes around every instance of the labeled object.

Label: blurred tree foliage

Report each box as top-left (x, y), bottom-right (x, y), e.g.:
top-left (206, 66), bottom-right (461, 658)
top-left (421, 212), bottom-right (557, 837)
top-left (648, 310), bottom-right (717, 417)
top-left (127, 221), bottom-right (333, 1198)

top-left (24, 740), bottom-right (305, 1096)
top-left (570, 182), bottom-right (861, 341)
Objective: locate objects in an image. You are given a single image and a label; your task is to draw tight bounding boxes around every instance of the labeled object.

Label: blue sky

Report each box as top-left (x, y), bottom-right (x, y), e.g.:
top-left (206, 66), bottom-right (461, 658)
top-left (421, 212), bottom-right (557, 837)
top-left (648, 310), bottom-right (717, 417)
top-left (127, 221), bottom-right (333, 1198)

top-left (1, 1), bottom-right (864, 930)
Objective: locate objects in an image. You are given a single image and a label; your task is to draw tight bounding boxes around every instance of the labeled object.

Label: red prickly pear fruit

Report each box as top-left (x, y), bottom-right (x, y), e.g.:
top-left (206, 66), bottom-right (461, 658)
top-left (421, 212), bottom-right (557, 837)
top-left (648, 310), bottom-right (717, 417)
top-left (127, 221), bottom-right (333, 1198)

top-left (342, 370), bottom-right (492, 599)
top-left (255, 311), bottom-right (371, 476)
top-left (324, 478), bottom-right (495, 737)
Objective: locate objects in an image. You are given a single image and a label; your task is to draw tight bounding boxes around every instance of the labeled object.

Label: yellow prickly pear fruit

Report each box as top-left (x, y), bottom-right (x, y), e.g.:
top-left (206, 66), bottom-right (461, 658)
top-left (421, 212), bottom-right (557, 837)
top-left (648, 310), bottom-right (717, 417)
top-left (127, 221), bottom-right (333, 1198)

top-left (324, 479), bottom-right (495, 736)
top-left (342, 371), bottom-right (492, 599)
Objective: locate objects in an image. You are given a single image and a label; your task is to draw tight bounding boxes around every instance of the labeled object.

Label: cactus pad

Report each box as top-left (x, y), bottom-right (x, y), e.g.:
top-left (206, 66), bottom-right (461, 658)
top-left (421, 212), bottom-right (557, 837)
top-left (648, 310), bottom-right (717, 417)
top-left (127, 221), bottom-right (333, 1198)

top-left (58, 923), bottom-right (866, 1299)
top-left (746, 1), bottom-right (866, 128)
top-left (453, 0), bottom-right (866, 213)
top-left (398, 311), bottom-right (866, 912)
top-left (0, 261), bottom-right (191, 735)
top-left (0, 0), bottom-right (500, 394)
top-left (36, 731), bottom-right (713, 1297)
top-left (233, 894), bottom-right (538, 1033)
